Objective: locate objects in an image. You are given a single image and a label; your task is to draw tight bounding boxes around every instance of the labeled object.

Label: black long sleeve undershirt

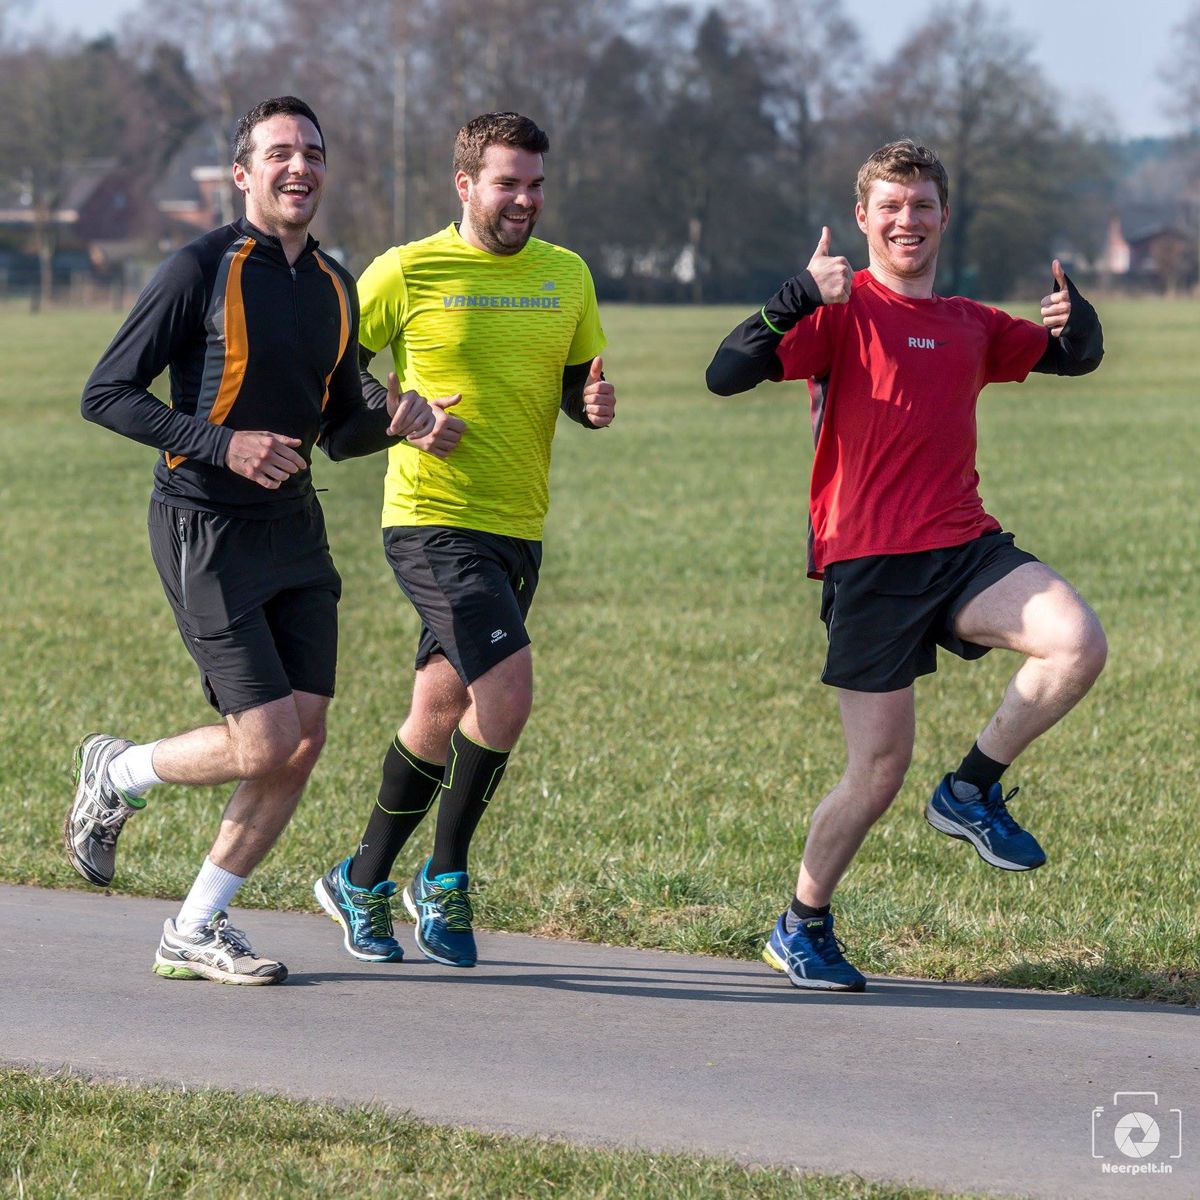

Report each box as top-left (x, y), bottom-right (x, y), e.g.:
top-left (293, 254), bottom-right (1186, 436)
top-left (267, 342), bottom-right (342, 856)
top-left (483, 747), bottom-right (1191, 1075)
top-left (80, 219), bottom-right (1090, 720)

top-left (560, 360), bottom-right (602, 427)
top-left (705, 269), bottom-right (824, 396)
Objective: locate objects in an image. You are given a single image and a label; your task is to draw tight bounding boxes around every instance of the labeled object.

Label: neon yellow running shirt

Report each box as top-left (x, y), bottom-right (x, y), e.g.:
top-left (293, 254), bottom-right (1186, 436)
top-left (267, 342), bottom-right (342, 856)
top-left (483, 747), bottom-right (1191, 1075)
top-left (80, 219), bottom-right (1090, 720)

top-left (358, 223), bottom-right (607, 539)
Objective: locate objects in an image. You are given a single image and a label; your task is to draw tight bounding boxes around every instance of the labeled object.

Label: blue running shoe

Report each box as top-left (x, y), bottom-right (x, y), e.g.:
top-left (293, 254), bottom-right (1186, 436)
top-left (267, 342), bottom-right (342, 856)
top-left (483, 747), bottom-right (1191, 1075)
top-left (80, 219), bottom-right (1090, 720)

top-left (925, 774), bottom-right (1046, 871)
top-left (314, 858), bottom-right (404, 963)
top-left (762, 911), bottom-right (866, 992)
top-left (402, 859), bottom-right (476, 967)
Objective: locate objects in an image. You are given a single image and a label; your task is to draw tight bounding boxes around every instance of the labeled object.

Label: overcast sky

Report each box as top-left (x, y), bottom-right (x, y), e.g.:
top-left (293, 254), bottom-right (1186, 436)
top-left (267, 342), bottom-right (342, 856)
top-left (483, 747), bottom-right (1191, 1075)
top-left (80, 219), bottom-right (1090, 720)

top-left (8, 0), bottom-right (1191, 140)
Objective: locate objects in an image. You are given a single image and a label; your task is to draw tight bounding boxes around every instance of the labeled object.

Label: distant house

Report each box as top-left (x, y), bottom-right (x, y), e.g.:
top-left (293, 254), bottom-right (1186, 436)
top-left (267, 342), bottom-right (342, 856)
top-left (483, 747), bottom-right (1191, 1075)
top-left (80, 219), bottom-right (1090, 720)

top-left (1102, 203), bottom-right (1198, 294)
top-left (0, 160), bottom-right (156, 295)
top-left (150, 126), bottom-right (233, 245)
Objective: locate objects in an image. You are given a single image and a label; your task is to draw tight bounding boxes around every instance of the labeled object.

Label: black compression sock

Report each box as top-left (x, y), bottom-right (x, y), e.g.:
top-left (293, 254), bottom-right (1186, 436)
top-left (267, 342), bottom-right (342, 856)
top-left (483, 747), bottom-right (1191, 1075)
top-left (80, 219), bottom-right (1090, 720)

top-left (348, 736), bottom-right (444, 888)
top-left (954, 742), bottom-right (1009, 797)
top-left (784, 896), bottom-right (830, 933)
top-left (427, 726), bottom-right (510, 876)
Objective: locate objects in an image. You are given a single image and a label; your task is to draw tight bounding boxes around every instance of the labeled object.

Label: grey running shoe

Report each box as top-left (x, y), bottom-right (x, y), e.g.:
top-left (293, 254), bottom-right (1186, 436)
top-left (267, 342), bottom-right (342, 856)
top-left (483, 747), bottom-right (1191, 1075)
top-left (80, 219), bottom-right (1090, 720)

top-left (64, 733), bottom-right (142, 886)
top-left (153, 910), bottom-right (288, 985)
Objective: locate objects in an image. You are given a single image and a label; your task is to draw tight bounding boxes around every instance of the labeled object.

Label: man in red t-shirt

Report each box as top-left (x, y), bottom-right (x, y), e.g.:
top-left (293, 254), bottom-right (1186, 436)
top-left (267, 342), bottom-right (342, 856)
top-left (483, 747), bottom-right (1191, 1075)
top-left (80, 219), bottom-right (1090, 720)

top-left (707, 139), bottom-right (1106, 993)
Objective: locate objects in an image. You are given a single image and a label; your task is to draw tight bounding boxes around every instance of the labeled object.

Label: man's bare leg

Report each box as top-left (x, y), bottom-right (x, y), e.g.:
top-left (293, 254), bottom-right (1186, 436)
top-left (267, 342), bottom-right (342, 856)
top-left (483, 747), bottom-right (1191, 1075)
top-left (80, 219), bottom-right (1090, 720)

top-left (927, 562), bottom-right (1106, 869)
top-left (796, 686), bottom-right (916, 907)
top-left (766, 687), bottom-right (913, 992)
top-left (953, 562), bottom-right (1107, 763)
top-left (207, 691), bottom-right (330, 875)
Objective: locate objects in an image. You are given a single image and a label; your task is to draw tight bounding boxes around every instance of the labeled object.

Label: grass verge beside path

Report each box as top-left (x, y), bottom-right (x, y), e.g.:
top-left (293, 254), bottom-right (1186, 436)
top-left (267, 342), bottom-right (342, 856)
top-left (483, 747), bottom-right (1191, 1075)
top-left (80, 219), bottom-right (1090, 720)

top-left (0, 299), bottom-right (1197, 1005)
top-left (0, 1068), bottom-right (993, 1200)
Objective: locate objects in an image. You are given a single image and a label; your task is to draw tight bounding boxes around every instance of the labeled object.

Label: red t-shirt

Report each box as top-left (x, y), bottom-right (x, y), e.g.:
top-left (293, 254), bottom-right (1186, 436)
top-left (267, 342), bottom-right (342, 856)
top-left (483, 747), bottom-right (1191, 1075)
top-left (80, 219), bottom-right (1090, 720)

top-left (776, 269), bottom-right (1048, 577)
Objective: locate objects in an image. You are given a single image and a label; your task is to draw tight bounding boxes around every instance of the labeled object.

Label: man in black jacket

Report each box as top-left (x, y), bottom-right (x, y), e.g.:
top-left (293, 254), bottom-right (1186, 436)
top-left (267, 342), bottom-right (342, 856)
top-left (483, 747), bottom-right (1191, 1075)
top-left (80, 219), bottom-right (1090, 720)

top-left (65, 96), bottom-right (455, 985)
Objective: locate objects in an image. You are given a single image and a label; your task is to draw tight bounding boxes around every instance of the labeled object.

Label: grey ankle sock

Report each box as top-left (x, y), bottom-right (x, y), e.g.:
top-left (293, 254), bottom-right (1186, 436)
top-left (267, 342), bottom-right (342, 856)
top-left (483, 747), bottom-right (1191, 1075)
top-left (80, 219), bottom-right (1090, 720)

top-left (951, 776), bottom-right (984, 801)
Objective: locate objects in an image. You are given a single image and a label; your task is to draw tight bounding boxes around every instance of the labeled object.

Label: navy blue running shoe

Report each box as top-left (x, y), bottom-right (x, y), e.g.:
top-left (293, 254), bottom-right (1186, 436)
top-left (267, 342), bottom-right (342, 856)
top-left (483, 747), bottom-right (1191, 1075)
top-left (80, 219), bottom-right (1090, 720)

top-left (763, 911), bottom-right (866, 992)
top-left (314, 858), bottom-right (404, 962)
top-left (925, 774), bottom-right (1046, 871)
top-left (402, 859), bottom-right (476, 967)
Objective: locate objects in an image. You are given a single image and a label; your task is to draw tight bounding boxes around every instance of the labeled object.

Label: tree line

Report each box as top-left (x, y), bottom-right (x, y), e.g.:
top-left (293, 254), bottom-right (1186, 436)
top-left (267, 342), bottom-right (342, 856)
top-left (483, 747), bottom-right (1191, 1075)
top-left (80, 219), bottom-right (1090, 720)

top-left (2, 0), bottom-right (1198, 302)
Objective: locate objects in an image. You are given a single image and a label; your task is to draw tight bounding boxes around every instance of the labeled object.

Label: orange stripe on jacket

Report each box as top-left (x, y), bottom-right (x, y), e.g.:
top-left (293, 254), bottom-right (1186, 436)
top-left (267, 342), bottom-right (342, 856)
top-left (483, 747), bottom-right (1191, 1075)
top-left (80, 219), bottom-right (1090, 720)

top-left (314, 252), bottom-right (350, 412)
top-left (166, 238), bottom-right (255, 470)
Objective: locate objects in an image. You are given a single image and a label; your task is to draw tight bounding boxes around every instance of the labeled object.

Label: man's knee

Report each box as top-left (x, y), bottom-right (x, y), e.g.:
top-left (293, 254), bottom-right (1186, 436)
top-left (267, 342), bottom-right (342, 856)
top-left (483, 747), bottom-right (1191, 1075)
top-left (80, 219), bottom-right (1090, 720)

top-left (230, 732), bottom-right (299, 779)
top-left (847, 748), bottom-right (911, 815)
top-left (1046, 604), bottom-right (1108, 687)
top-left (225, 698), bottom-right (323, 779)
top-left (468, 650), bottom-right (534, 745)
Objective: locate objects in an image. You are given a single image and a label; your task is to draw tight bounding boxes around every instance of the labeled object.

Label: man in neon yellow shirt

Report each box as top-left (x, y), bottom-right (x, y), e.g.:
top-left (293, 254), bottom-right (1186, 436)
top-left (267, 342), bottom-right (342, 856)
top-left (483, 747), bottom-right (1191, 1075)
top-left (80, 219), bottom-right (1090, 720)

top-left (315, 112), bottom-right (614, 968)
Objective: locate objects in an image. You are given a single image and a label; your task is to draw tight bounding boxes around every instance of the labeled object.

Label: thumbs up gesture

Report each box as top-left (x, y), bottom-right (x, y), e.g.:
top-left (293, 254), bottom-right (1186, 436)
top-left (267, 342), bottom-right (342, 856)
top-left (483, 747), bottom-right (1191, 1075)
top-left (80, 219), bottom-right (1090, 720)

top-left (806, 226), bottom-right (853, 305)
top-left (1040, 259), bottom-right (1071, 337)
top-left (582, 356), bottom-right (616, 428)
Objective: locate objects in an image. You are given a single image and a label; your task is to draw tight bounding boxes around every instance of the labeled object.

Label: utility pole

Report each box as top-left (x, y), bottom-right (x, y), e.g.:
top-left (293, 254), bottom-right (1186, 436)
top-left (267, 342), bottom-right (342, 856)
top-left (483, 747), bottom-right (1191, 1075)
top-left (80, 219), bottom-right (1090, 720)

top-left (392, 0), bottom-right (408, 245)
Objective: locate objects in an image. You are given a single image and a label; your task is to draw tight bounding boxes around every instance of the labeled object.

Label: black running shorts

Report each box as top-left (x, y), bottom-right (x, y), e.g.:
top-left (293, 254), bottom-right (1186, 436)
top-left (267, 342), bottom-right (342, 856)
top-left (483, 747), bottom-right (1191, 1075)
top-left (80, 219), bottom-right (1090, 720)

top-left (148, 498), bottom-right (341, 715)
top-left (383, 526), bottom-right (542, 686)
top-left (819, 531), bottom-right (1040, 693)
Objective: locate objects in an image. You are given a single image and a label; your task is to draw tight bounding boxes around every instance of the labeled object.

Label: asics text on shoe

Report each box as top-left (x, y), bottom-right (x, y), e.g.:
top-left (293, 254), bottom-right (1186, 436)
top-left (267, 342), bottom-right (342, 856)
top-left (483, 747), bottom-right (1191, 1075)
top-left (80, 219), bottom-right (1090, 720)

top-left (64, 733), bottom-right (142, 886)
top-left (402, 860), bottom-right (477, 967)
top-left (925, 774), bottom-right (1046, 871)
top-left (314, 858), bottom-right (404, 963)
top-left (762, 912), bottom-right (867, 992)
top-left (153, 911), bottom-right (288, 985)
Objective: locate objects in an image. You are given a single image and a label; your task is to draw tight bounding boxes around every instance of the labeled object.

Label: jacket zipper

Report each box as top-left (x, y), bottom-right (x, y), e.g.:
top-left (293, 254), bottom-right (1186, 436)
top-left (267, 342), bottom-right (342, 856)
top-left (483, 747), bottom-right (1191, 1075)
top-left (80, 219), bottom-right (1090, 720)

top-left (177, 516), bottom-right (189, 610)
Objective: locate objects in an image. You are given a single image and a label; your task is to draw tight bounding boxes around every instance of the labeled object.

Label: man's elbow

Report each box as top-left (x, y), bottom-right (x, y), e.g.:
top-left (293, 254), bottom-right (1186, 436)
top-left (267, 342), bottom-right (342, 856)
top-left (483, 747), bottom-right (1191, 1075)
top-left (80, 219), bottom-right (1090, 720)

top-left (705, 357), bottom-right (749, 397)
top-left (705, 366), bottom-right (736, 397)
top-left (80, 378), bottom-right (110, 425)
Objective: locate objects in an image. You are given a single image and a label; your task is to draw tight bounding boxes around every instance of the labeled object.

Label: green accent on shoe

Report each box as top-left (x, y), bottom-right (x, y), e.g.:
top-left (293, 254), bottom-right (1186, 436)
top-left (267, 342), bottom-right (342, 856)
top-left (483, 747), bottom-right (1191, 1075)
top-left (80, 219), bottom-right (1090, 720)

top-left (152, 962), bottom-right (202, 980)
top-left (115, 787), bottom-right (147, 811)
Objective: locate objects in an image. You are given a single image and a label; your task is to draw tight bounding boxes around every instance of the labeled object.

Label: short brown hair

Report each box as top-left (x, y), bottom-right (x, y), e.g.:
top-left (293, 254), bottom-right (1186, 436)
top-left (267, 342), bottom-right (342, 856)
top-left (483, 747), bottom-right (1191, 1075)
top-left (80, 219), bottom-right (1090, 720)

top-left (233, 97), bottom-right (324, 169)
top-left (453, 112), bottom-right (549, 180)
top-left (856, 139), bottom-right (948, 210)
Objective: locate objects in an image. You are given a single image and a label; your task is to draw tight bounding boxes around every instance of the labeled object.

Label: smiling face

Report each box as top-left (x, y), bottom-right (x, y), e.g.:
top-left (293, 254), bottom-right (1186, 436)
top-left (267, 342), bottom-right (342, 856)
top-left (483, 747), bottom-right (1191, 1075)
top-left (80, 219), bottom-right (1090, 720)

top-left (456, 143), bottom-right (544, 256)
top-left (232, 112), bottom-right (325, 238)
top-left (855, 177), bottom-right (949, 294)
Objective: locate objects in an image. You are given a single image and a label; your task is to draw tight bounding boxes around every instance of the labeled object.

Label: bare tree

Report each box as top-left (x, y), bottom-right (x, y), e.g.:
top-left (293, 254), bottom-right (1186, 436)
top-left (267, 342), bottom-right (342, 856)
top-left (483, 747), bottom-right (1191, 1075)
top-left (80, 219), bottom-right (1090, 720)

top-left (730, 0), bottom-right (867, 264)
top-left (126, 0), bottom-right (280, 225)
top-left (857, 1), bottom-right (1098, 296)
top-left (1162, 3), bottom-right (1200, 136)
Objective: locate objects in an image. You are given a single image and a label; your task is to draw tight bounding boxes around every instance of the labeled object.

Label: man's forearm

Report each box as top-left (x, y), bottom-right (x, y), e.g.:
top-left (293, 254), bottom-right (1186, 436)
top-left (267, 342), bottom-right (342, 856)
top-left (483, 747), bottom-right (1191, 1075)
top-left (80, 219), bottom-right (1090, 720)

top-left (81, 377), bottom-right (233, 465)
top-left (560, 360), bottom-right (598, 427)
top-left (705, 270), bottom-right (824, 395)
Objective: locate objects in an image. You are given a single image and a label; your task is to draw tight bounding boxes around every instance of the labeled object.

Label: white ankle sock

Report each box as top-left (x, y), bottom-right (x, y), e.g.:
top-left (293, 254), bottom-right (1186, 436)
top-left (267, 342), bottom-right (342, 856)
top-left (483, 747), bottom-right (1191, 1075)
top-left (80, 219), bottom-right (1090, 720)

top-left (107, 741), bottom-right (163, 798)
top-left (176, 857), bottom-right (247, 934)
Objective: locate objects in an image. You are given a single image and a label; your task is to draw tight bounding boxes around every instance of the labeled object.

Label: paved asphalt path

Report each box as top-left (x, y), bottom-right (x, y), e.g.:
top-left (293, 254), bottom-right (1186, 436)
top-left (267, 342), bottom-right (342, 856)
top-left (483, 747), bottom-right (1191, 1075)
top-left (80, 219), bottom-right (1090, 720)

top-left (2, 884), bottom-right (1195, 1199)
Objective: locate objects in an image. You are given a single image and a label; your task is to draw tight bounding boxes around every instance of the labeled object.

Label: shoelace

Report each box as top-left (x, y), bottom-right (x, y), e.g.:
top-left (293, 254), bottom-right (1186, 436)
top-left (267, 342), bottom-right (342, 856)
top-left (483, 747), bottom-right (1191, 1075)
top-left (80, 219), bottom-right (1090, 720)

top-left (982, 785), bottom-right (1022, 836)
top-left (93, 798), bottom-right (135, 849)
top-left (807, 929), bottom-right (852, 967)
top-left (210, 918), bottom-right (254, 956)
top-left (352, 889), bottom-right (395, 938)
top-left (426, 883), bottom-right (473, 932)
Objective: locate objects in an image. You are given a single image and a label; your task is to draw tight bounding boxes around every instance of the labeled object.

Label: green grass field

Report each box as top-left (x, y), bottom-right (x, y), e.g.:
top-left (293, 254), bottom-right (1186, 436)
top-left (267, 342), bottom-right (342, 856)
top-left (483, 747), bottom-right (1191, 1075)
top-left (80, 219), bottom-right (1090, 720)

top-left (1, 297), bottom-right (1196, 1007)
top-left (1, 1068), bottom-right (990, 1200)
